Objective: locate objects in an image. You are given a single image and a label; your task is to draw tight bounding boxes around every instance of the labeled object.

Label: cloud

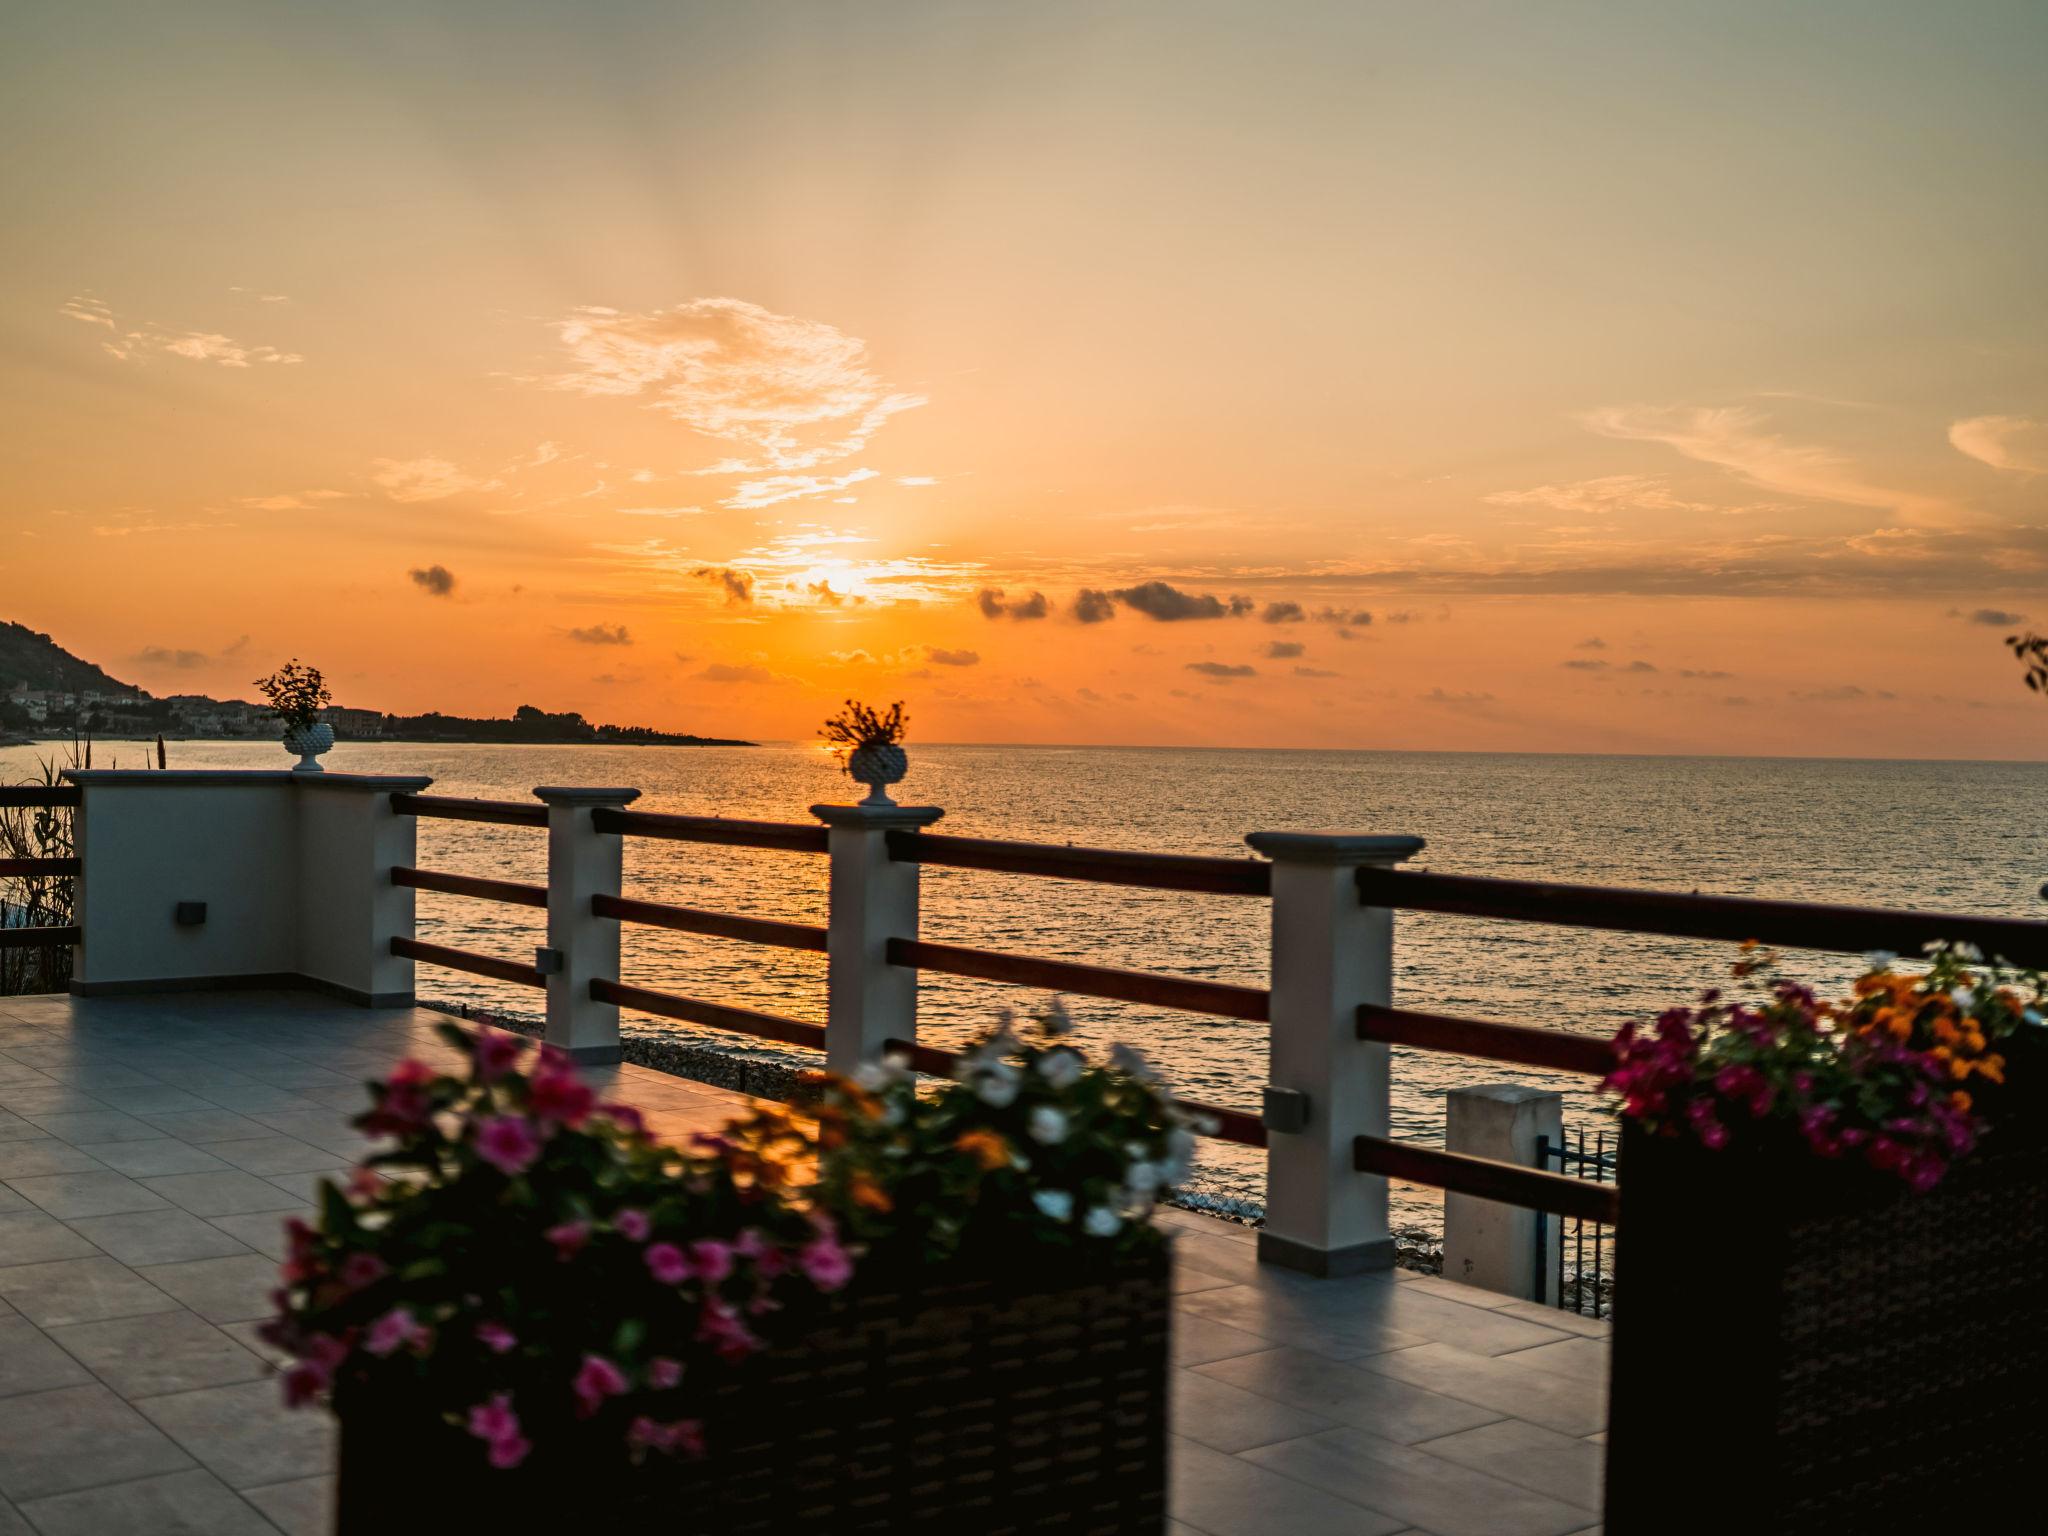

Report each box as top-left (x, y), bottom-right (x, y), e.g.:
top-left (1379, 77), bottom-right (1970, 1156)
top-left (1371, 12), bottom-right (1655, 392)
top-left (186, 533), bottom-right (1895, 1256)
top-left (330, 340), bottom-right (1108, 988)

top-left (567, 623), bottom-right (632, 645)
top-left (1418, 687), bottom-right (1497, 708)
top-left (692, 567), bottom-right (755, 605)
top-left (1960, 607), bottom-right (2027, 626)
top-left (1112, 581), bottom-right (1253, 621)
top-left (1583, 404), bottom-right (1952, 522)
top-left (63, 296), bottom-right (302, 366)
top-left (540, 298), bottom-right (923, 473)
top-left (1679, 668), bottom-right (1735, 679)
top-left (408, 564), bottom-right (456, 597)
top-left (1792, 684), bottom-right (1868, 702)
top-left (897, 475), bottom-right (938, 487)
top-left (372, 458), bottom-right (490, 503)
top-left (725, 466), bottom-right (879, 509)
top-left (238, 491), bottom-right (345, 511)
top-left (135, 645), bottom-right (208, 670)
top-left (695, 662), bottom-right (774, 684)
top-left (618, 506), bottom-right (707, 518)
top-left (1261, 601), bottom-right (1305, 624)
top-left (926, 647), bottom-right (980, 667)
top-left (1483, 475), bottom-right (1716, 516)
top-left (1949, 416), bottom-right (2048, 475)
top-left (975, 587), bottom-right (1049, 620)
top-left (1072, 589), bottom-right (1116, 623)
top-left (1624, 660), bottom-right (1659, 673)
top-left (1311, 607), bottom-right (1372, 626)
top-left (1575, 636), bottom-right (1608, 650)
top-left (1561, 659), bottom-right (1610, 671)
top-left (1186, 662), bottom-right (1255, 678)
top-left (1266, 641), bottom-right (1305, 659)
top-left (1293, 666), bottom-right (1339, 678)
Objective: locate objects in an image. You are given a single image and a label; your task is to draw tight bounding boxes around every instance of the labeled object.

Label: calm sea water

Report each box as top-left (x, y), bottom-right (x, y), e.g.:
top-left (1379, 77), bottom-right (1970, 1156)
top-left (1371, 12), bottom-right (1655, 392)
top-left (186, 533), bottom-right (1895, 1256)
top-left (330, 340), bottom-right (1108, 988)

top-left (10, 739), bottom-right (2045, 1237)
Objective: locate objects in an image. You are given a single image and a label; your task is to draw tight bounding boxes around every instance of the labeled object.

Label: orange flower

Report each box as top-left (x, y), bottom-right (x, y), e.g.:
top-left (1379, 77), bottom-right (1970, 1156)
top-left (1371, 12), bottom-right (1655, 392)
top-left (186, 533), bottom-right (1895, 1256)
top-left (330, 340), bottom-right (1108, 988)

top-left (1979, 1054), bottom-right (2006, 1086)
top-left (848, 1172), bottom-right (893, 1212)
top-left (955, 1128), bottom-right (1012, 1170)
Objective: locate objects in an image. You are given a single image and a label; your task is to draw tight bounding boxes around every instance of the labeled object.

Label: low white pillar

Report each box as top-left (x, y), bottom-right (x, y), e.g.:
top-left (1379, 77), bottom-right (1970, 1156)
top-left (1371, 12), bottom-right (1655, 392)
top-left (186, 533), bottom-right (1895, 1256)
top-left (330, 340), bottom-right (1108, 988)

top-left (295, 774), bottom-right (432, 1005)
top-left (1442, 1084), bottom-right (1563, 1302)
top-left (811, 801), bottom-right (944, 1075)
top-left (535, 785), bottom-right (640, 1065)
top-left (1246, 830), bottom-right (1425, 1278)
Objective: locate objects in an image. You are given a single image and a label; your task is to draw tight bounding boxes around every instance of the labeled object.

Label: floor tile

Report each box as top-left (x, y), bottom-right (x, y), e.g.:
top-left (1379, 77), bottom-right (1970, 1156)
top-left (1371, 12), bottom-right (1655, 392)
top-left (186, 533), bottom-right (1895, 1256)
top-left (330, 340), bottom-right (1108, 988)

top-left (0, 1256), bottom-right (179, 1327)
top-left (136, 1110), bottom-right (278, 1143)
top-left (70, 1138), bottom-right (234, 1178)
top-left (137, 1170), bottom-right (310, 1217)
top-left (1195, 1348), bottom-right (1506, 1443)
top-left (87, 1085), bottom-right (221, 1115)
top-left (0, 1140), bottom-right (106, 1180)
top-left (3, 1170), bottom-right (169, 1219)
top-left (243, 1475), bottom-right (333, 1536)
top-left (1176, 1284), bottom-right (1431, 1361)
top-left (1245, 1426), bottom-right (1598, 1536)
top-left (0, 1113), bottom-right (45, 1144)
top-left (264, 1169), bottom-right (351, 1206)
top-left (1499, 1336), bottom-right (1610, 1385)
top-left (22, 1110), bottom-right (163, 1145)
top-left (17, 1466), bottom-right (277, 1535)
top-left (192, 1135), bottom-right (340, 1177)
top-left (1354, 1343), bottom-right (1608, 1438)
top-left (1171, 1436), bottom-right (1405, 1536)
top-left (67, 1208), bottom-right (256, 1266)
top-left (0, 1383), bottom-right (193, 1500)
top-left (48, 1310), bottom-right (272, 1399)
top-left (0, 1316), bottom-right (94, 1397)
top-left (1173, 1312), bottom-right (1279, 1367)
top-left (1492, 1300), bottom-right (1612, 1339)
top-left (134, 1254), bottom-right (280, 1323)
top-left (1413, 1419), bottom-right (1605, 1510)
top-left (137, 1377), bottom-right (336, 1489)
top-left (208, 1208), bottom-right (309, 1260)
top-left (0, 1209), bottom-right (99, 1265)
top-left (1174, 1368), bottom-right (1338, 1453)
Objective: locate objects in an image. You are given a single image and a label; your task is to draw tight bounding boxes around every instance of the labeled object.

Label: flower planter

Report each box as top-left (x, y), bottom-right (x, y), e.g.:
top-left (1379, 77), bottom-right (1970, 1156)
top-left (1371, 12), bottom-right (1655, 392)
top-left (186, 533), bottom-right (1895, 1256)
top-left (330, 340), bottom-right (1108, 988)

top-left (335, 1243), bottom-right (1169, 1534)
top-left (281, 720), bottom-right (334, 772)
top-left (1605, 1095), bottom-right (2048, 1532)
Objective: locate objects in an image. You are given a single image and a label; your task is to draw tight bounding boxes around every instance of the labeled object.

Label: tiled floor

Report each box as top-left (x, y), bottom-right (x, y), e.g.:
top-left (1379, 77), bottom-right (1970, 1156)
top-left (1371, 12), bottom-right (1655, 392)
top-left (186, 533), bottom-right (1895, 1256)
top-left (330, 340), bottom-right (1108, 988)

top-left (0, 990), bottom-right (1607, 1535)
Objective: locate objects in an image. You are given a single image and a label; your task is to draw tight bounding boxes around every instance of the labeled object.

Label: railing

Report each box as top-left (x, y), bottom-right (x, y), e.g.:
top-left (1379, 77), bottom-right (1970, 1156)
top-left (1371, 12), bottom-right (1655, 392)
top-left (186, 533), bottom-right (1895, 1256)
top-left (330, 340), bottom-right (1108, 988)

top-left (0, 786), bottom-right (80, 959)
top-left (1534, 1127), bottom-right (1618, 1318)
top-left (378, 781), bottom-right (2048, 1283)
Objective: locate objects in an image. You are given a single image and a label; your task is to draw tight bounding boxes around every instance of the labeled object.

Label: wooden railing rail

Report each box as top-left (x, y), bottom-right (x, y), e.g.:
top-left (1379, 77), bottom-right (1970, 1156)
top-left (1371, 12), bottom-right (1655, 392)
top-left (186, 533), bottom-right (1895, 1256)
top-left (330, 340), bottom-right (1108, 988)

top-left (1356, 1004), bottom-right (1615, 1077)
top-left (392, 866), bottom-right (547, 908)
top-left (0, 927), bottom-right (80, 950)
top-left (886, 830), bottom-right (1271, 896)
top-left (0, 857), bottom-right (80, 878)
top-left (390, 793), bottom-right (546, 829)
top-left (591, 808), bottom-right (828, 855)
top-left (1355, 1134), bottom-right (1621, 1224)
top-left (391, 936), bottom-right (544, 989)
top-left (592, 894), bottom-right (827, 953)
top-left (1358, 866), bottom-right (2048, 968)
top-left (887, 936), bottom-right (1269, 1021)
top-left (591, 978), bottom-right (826, 1052)
top-left (0, 787), bottom-right (80, 808)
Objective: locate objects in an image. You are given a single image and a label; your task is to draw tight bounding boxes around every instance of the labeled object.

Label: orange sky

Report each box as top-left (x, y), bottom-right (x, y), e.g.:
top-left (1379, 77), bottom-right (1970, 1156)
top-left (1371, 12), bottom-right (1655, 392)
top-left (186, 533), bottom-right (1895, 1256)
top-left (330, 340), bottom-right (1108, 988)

top-left (3, 2), bottom-right (2045, 757)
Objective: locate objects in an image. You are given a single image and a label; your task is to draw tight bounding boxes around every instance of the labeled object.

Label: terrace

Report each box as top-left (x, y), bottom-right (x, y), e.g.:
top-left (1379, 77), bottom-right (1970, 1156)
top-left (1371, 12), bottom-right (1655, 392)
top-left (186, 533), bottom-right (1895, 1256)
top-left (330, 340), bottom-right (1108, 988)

top-left (3, 769), bottom-right (2042, 1533)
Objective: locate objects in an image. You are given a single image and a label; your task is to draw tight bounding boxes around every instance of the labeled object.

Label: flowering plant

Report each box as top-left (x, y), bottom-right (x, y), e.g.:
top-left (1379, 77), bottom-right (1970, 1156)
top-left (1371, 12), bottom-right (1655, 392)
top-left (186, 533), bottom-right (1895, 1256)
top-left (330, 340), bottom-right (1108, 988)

top-left (818, 698), bottom-right (905, 759)
top-left (806, 1002), bottom-right (1206, 1263)
top-left (1606, 943), bottom-right (2044, 1191)
top-left (254, 659), bottom-right (331, 731)
top-left (263, 1025), bottom-right (852, 1471)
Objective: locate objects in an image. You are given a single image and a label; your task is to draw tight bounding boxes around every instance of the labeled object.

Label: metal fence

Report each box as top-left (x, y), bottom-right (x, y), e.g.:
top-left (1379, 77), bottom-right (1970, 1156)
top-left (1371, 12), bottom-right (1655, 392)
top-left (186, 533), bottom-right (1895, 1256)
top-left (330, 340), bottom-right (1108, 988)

top-left (1533, 1126), bottom-right (1617, 1318)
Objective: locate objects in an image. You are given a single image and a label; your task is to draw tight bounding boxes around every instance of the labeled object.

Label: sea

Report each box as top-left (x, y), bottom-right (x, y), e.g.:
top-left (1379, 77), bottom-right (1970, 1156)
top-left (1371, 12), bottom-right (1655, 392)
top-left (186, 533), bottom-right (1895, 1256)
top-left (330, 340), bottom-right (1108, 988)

top-left (8, 738), bottom-right (2045, 1240)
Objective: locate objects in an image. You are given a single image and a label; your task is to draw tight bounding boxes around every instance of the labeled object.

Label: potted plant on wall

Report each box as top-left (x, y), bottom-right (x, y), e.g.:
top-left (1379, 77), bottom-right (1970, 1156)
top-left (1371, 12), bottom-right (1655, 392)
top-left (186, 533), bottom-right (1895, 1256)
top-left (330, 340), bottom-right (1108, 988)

top-left (819, 698), bottom-right (908, 805)
top-left (1601, 943), bottom-right (2046, 1530)
top-left (269, 1006), bottom-right (1193, 1531)
top-left (256, 659), bottom-right (334, 771)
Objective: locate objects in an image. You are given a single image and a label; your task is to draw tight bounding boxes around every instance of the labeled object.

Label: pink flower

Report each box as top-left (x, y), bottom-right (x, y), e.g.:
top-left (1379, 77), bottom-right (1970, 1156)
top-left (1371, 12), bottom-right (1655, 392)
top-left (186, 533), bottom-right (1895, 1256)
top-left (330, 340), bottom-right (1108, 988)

top-left (696, 1298), bottom-right (762, 1362)
top-left (602, 1102), bottom-right (649, 1138)
top-left (645, 1242), bottom-right (692, 1285)
top-left (467, 1393), bottom-right (531, 1469)
top-left (487, 1432), bottom-right (532, 1469)
top-left (282, 1362), bottom-right (329, 1407)
top-left (545, 1220), bottom-right (591, 1261)
top-left (475, 1030), bottom-right (528, 1082)
top-left (364, 1305), bottom-right (429, 1357)
top-left (338, 1252), bottom-right (388, 1290)
top-left (529, 1065), bottom-right (595, 1128)
top-left (474, 1116), bottom-right (542, 1177)
top-left (476, 1321), bottom-right (518, 1354)
top-left (573, 1354), bottom-right (629, 1418)
top-left (647, 1357), bottom-right (682, 1390)
top-left (347, 1167), bottom-right (384, 1202)
top-left (628, 1415), bottom-right (706, 1458)
top-left (689, 1239), bottom-right (734, 1283)
top-left (614, 1208), bottom-right (651, 1242)
top-left (389, 1057), bottom-right (436, 1088)
top-left (798, 1233), bottom-right (854, 1292)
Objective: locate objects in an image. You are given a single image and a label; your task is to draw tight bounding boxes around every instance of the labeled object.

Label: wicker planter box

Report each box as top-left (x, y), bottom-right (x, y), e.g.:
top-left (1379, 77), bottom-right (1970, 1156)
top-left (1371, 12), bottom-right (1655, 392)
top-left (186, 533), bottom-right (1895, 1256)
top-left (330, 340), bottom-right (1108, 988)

top-left (336, 1243), bottom-right (1170, 1534)
top-left (1605, 1104), bottom-right (2048, 1533)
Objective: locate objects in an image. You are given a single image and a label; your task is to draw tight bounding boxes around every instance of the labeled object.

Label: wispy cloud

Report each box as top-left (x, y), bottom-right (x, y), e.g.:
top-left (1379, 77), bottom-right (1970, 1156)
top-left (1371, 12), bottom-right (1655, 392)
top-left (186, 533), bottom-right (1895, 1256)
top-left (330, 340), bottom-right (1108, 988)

top-left (976, 588), bottom-right (1050, 621)
top-left (1483, 474), bottom-right (1716, 516)
top-left (539, 298), bottom-right (923, 474)
top-left (1582, 404), bottom-right (1953, 522)
top-left (1187, 661), bottom-right (1255, 679)
top-left (62, 295), bottom-right (302, 367)
top-left (926, 647), bottom-right (980, 667)
top-left (695, 662), bottom-right (775, 684)
top-left (567, 623), bottom-right (632, 645)
top-left (371, 458), bottom-right (493, 503)
top-left (238, 491), bottom-right (345, 512)
top-left (1949, 415), bottom-right (2048, 475)
top-left (725, 467), bottom-right (878, 509)
top-left (693, 567), bottom-right (756, 605)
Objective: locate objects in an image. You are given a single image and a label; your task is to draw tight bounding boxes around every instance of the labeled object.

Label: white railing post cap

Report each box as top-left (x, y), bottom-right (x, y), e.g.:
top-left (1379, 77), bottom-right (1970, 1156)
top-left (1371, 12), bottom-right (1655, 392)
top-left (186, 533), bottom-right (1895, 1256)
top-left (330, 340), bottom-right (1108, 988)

top-left (533, 786), bottom-right (642, 806)
top-left (810, 804), bottom-right (944, 830)
top-left (1246, 831), bottom-right (1425, 865)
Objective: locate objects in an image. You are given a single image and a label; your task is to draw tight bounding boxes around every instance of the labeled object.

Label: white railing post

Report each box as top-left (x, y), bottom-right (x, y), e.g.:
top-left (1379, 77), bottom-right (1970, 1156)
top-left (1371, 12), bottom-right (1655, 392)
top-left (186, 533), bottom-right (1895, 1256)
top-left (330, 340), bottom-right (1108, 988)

top-left (812, 801), bottom-right (944, 1075)
top-left (535, 785), bottom-right (640, 1065)
top-left (1245, 831), bottom-right (1425, 1277)
top-left (1442, 1084), bottom-right (1563, 1301)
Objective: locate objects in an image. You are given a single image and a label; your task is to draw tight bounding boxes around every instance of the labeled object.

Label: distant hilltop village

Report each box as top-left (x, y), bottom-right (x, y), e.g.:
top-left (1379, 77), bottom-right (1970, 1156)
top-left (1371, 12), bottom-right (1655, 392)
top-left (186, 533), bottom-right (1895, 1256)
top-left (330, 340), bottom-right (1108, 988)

top-left (0, 622), bottom-right (751, 748)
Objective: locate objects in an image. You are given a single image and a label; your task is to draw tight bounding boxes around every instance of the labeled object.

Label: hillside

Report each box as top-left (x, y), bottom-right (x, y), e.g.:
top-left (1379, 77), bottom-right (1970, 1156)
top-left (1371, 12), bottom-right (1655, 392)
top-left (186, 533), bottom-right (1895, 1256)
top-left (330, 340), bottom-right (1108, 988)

top-left (0, 622), bottom-right (145, 698)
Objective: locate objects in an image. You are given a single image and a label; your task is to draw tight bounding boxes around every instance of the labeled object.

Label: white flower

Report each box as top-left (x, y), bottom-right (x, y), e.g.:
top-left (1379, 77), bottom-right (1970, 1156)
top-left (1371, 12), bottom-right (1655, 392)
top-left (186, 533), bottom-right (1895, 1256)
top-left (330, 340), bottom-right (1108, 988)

top-left (1863, 950), bottom-right (1898, 971)
top-left (1953, 942), bottom-right (1984, 962)
top-left (853, 1061), bottom-right (894, 1092)
top-left (1082, 1205), bottom-right (1122, 1238)
top-left (1033, 1189), bottom-right (1074, 1222)
top-left (1109, 1042), bottom-right (1158, 1083)
top-left (976, 1066), bottom-right (1020, 1108)
top-left (1164, 1126), bottom-right (1197, 1180)
top-left (1951, 987), bottom-right (1977, 1011)
top-left (1125, 1159), bottom-right (1162, 1195)
top-left (1028, 1106), bottom-right (1069, 1145)
top-left (1038, 998), bottom-right (1074, 1037)
top-left (1037, 1049), bottom-right (1083, 1089)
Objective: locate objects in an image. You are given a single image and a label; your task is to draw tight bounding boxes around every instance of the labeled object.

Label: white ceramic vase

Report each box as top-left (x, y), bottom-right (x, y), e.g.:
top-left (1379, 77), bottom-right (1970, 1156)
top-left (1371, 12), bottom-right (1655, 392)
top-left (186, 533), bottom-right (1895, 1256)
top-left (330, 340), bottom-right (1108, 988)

top-left (282, 721), bottom-right (335, 773)
top-left (847, 742), bottom-right (908, 806)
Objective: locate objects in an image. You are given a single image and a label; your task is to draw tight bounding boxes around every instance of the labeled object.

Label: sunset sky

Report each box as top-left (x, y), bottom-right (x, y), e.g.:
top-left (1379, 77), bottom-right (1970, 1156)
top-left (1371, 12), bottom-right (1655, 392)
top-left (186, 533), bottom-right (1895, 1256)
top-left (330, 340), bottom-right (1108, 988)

top-left (4, 1), bottom-right (2045, 756)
